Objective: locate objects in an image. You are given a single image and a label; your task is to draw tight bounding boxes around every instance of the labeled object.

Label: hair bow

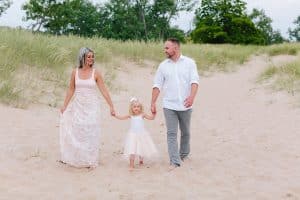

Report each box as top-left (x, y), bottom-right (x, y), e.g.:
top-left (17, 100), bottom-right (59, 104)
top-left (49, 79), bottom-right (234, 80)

top-left (130, 97), bottom-right (138, 102)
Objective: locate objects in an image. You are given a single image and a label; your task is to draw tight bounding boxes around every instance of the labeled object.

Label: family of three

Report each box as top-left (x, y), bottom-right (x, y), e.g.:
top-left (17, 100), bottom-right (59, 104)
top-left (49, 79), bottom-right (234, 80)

top-left (59, 38), bottom-right (200, 171)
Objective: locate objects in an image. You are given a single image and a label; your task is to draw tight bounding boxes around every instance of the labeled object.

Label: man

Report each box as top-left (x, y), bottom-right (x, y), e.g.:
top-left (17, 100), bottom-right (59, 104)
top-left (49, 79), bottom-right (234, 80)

top-left (151, 38), bottom-right (199, 170)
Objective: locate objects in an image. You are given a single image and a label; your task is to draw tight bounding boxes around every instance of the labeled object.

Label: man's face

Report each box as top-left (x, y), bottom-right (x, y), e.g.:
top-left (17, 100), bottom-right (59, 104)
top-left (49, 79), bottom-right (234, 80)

top-left (164, 41), bottom-right (177, 58)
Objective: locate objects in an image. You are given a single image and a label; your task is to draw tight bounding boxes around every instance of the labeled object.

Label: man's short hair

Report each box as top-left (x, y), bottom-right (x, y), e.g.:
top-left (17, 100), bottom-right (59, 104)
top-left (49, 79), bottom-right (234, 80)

top-left (166, 38), bottom-right (180, 47)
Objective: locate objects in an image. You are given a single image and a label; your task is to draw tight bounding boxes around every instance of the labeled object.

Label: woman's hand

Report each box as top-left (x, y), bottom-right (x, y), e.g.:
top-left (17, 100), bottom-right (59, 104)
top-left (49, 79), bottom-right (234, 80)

top-left (60, 106), bottom-right (67, 114)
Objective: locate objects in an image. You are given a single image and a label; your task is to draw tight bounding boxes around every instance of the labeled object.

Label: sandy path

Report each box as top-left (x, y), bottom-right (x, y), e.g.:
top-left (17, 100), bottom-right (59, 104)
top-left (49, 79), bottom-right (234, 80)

top-left (0, 55), bottom-right (299, 200)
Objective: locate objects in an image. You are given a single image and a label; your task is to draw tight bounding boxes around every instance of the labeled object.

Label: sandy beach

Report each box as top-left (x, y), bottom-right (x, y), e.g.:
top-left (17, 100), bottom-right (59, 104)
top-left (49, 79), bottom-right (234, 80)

top-left (1, 55), bottom-right (300, 200)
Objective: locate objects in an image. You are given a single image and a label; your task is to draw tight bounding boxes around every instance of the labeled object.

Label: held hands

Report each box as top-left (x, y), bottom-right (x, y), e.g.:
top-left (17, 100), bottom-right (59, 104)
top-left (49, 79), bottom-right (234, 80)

top-left (151, 103), bottom-right (156, 114)
top-left (60, 106), bottom-right (67, 114)
top-left (110, 107), bottom-right (116, 116)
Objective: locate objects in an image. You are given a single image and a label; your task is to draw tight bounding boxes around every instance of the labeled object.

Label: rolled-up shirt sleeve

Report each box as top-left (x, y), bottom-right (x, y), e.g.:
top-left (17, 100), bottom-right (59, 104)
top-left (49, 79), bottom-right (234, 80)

top-left (153, 66), bottom-right (164, 91)
top-left (190, 61), bottom-right (199, 85)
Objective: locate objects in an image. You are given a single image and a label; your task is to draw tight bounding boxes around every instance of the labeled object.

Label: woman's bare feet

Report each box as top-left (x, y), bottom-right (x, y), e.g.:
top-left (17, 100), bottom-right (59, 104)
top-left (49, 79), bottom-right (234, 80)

top-left (129, 157), bottom-right (135, 171)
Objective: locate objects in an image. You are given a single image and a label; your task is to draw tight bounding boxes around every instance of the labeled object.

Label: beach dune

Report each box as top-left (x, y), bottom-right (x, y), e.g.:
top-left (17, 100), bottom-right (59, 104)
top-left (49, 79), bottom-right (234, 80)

top-left (1, 55), bottom-right (300, 200)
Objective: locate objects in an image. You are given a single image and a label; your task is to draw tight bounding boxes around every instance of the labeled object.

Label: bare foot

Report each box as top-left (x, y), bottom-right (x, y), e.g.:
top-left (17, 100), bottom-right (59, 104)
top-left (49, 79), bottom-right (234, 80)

top-left (86, 166), bottom-right (97, 171)
top-left (129, 166), bottom-right (135, 171)
top-left (57, 160), bottom-right (66, 164)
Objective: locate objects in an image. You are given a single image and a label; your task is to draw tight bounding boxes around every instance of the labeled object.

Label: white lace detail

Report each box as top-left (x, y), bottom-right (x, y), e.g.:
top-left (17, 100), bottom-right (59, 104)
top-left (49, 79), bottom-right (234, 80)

top-left (60, 68), bottom-right (101, 167)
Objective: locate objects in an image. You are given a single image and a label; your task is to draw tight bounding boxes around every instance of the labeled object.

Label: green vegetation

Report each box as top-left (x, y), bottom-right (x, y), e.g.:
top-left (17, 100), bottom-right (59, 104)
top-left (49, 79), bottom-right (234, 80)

top-left (191, 0), bottom-right (275, 45)
top-left (22, 0), bottom-right (195, 42)
top-left (22, 0), bottom-right (297, 45)
top-left (0, 27), bottom-right (300, 107)
top-left (0, 0), bottom-right (11, 17)
top-left (182, 44), bottom-right (260, 72)
top-left (288, 16), bottom-right (300, 42)
top-left (260, 43), bottom-right (300, 56)
top-left (258, 56), bottom-right (300, 95)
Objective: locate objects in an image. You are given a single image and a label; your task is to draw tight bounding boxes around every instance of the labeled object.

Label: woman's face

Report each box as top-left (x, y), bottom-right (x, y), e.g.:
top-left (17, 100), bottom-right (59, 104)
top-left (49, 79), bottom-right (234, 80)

top-left (85, 52), bottom-right (94, 67)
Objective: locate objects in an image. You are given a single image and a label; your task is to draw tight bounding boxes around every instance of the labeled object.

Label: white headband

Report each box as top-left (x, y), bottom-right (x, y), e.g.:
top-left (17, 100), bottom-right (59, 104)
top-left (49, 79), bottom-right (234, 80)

top-left (130, 97), bottom-right (138, 103)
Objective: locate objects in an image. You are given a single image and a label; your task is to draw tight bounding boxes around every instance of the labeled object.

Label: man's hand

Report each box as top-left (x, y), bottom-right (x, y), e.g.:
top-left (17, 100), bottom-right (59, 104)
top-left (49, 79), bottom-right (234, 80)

top-left (184, 96), bottom-right (194, 108)
top-left (151, 103), bottom-right (157, 114)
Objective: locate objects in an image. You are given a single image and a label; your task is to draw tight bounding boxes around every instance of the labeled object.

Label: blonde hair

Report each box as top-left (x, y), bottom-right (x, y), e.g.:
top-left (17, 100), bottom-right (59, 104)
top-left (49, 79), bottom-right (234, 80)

top-left (129, 98), bottom-right (144, 116)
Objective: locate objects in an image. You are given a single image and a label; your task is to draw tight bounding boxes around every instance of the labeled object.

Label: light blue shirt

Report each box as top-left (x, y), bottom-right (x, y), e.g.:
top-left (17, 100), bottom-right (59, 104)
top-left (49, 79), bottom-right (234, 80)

top-left (153, 55), bottom-right (199, 111)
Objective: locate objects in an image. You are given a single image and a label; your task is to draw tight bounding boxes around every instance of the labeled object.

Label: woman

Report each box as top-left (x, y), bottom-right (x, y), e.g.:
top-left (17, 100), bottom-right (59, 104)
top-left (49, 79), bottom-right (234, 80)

top-left (59, 47), bottom-right (115, 168)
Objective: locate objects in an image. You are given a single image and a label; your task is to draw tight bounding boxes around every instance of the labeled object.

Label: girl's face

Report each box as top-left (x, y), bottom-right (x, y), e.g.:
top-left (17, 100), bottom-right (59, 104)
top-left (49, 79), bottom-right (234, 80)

top-left (131, 103), bottom-right (142, 115)
top-left (85, 52), bottom-right (94, 67)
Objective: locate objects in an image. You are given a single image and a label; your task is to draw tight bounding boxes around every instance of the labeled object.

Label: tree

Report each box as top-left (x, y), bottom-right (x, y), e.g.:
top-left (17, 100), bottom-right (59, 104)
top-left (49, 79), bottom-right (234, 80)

top-left (249, 8), bottom-right (284, 44)
top-left (288, 16), bottom-right (300, 42)
top-left (98, 0), bottom-right (145, 41)
top-left (22, 0), bottom-right (99, 36)
top-left (146, 0), bottom-right (196, 40)
top-left (98, 0), bottom-right (195, 41)
top-left (0, 0), bottom-right (12, 17)
top-left (191, 0), bottom-right (265, 44)
top-left (22, 0), bottom-right (193, 41)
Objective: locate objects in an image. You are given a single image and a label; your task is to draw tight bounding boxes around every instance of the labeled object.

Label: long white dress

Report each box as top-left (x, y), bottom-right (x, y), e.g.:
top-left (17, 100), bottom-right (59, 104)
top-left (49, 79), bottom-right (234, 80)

top-left (60, 68), bottom-right (101, 168)
top-left (123, 115), bottom-right (158, 158)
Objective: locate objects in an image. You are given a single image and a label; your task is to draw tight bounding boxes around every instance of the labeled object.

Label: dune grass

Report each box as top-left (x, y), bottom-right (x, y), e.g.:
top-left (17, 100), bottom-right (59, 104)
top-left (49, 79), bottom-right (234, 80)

top-left (182, 44), bottom-right (261, 73)
top-left (1, 27), bottom-right (300, 107)
top-left (258, 56), bottom-right (300, 95)
top-left (261, 43), bottom-right (300, 56)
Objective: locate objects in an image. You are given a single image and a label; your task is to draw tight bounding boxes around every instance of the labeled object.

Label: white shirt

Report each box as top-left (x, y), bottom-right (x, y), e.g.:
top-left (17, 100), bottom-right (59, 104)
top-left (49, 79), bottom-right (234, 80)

top-left (153, 55), bottom-right (199, 111)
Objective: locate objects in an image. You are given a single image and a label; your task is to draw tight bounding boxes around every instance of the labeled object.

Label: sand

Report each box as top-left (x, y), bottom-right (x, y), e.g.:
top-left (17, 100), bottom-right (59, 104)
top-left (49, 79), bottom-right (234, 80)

top-left (1, 55), bottom-right (300, 200)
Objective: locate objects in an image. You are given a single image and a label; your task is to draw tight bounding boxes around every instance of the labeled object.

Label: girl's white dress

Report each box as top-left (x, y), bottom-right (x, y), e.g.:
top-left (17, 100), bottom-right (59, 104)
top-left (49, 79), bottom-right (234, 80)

top-left (123, 115), bottom-right (157, 158)
top-left (60, 68), bottom-right (101, 167)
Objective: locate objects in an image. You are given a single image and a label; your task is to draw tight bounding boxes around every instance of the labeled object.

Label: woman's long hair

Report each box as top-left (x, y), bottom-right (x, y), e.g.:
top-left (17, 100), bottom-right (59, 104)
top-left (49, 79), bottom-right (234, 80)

top-left (78, 47), bottom-right (94, 68)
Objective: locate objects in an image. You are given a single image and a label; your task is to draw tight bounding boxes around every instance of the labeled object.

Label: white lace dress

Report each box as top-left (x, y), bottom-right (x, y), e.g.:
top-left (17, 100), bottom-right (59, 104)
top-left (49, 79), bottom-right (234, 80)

top-left (60, 68), bottom-right (101, 168)
top-left (123, 115), bottom-right (158, 158)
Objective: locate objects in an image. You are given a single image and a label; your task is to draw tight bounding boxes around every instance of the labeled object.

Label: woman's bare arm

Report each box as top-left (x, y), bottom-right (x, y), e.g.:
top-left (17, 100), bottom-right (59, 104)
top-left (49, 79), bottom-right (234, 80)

top-left (95, 69), bottom-right (115, 116)
top-left (61, 69), bottom-right (76, 113)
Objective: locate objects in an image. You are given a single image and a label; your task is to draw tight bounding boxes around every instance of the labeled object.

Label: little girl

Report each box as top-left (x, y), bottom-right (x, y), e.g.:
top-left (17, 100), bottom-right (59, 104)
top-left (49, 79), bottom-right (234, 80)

top-left (114, 97), bottom-right (158, 170)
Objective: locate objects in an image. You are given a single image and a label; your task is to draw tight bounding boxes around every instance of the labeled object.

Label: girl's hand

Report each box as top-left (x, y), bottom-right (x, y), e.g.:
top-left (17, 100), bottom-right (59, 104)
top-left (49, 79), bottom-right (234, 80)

top-left (143, 113), bottom-right (155, 120)
top-left (110, 107), bottom-right (116, 116)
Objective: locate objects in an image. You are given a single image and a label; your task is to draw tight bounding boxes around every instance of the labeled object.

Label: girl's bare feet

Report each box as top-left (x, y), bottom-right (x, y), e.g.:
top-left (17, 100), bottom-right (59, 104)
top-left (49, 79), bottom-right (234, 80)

top-left (129, 156), bottom-right (135, 171)
top-left (139, 156), bottom-right (144, 165)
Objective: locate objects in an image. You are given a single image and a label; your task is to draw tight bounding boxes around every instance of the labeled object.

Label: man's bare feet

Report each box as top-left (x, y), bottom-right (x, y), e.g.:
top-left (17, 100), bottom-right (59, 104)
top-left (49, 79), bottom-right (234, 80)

top-left (87, 165), bottom-right (97, 171)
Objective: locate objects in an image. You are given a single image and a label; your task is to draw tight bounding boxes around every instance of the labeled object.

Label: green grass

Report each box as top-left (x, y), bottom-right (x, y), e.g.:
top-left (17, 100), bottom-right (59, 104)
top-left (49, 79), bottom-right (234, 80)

top-left (258, 57), bottom-right (300, 95)
top-left (1, 27), bottom-right (300, 107)
top-left (260, 42), bottom-right (300, 56)
top-left (182, 44), bottom-right (261, 73)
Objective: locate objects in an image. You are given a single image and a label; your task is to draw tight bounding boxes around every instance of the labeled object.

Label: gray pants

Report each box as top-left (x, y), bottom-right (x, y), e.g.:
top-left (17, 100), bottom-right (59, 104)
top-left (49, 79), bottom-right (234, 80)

top-left (163, 108), bottom-right (192, 166)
